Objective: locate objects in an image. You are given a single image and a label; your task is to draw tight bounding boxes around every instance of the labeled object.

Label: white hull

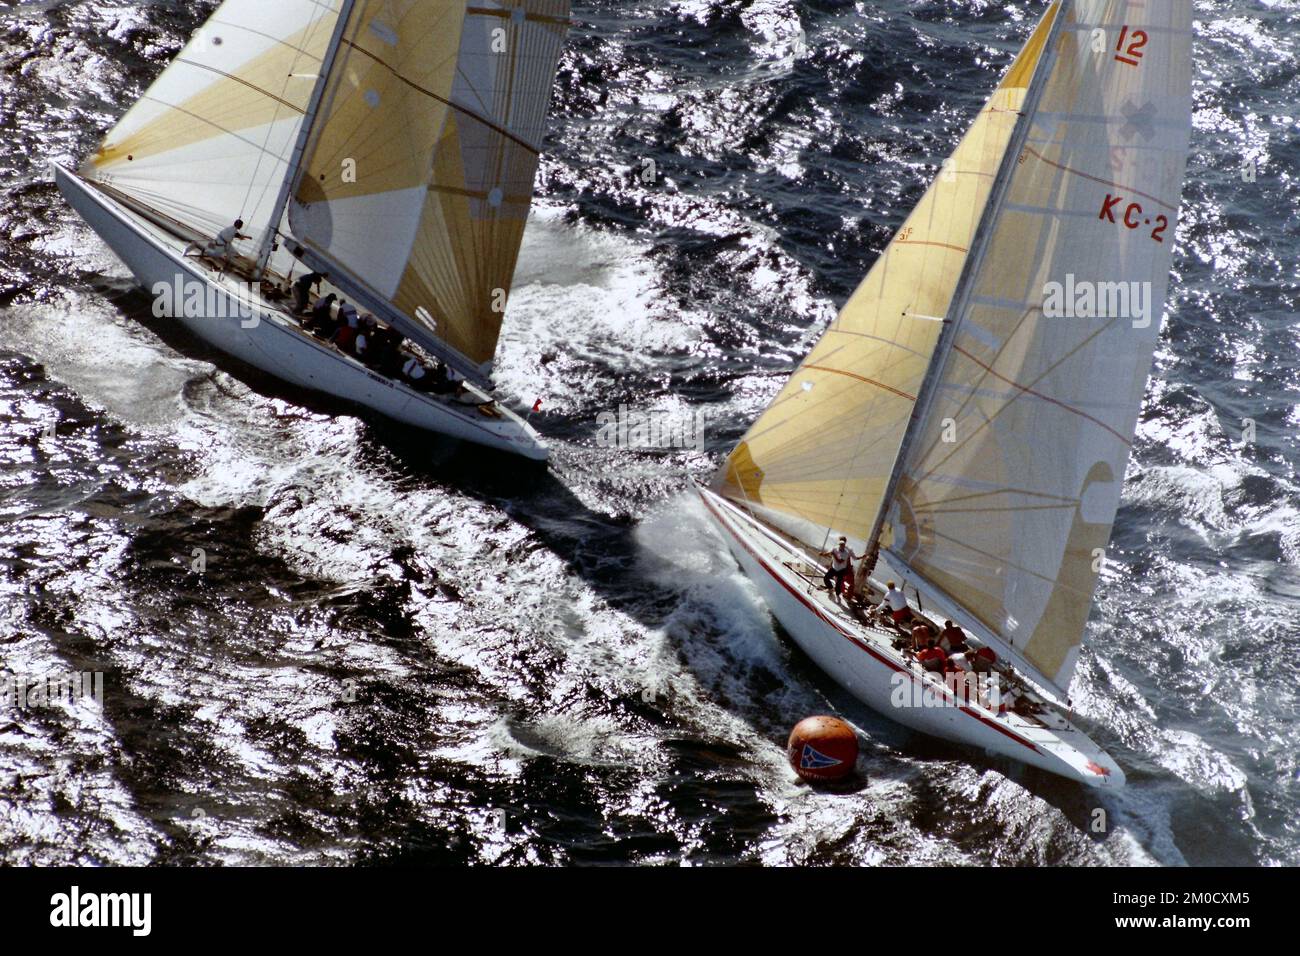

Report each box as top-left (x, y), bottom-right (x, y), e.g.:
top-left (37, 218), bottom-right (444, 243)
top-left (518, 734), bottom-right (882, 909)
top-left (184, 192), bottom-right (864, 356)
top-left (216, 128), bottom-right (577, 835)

top-left (699, 487), bottom-right (1124, 788)
top-left (54, 164), bottom-right (548, 461)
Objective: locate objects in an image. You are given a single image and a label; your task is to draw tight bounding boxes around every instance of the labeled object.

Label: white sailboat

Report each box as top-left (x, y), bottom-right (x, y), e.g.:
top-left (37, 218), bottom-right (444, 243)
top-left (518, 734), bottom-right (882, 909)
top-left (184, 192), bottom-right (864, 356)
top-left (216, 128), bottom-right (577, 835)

top-left (700, 0), bottom-right (1193, 786)
top-left (55, 0), bottom-right (571, 460)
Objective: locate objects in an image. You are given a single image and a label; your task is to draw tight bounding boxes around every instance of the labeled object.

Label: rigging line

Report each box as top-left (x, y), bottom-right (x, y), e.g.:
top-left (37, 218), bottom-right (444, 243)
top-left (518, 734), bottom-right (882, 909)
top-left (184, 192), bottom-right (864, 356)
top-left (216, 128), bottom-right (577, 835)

top-left (130, 95), bottom-right (294, 161)
top-left (1021, 143), bottom-right (1179, 212)
top-left (492, 21), bottom-right (524, 198)
top-left (735, 347), bottom-right (899, 446)
top-left (816, 326), bottom-right (936, 360)
top-left (341, 41), bottom-right (540, 155)
top-left (905, 115), bottom-right (1137, 484)
top-left (170, 59), bottom-right (308, 113)
top-left (906, 485), bottom-right (1079, 509)
top-left (743, 403), bottom-right (907, 463)
top-left (243, 5), bottom-right (337, 229)
top-left (206, 11), bottom-right (337, 59)
top-left (811, 48), bottom-right (1012, 551)
top-left (909, 312), bottom-right (1128, 491)
top-left (254, 0), bottom-right (359, 279)
top-left (802, 365), bottom-right (916, 402)
top-left (912, 502), bottom-right (1079, 516)
top-left (109, 193), bottom-right (221, 228)
top-left (860, 0), bottom-right (1069, 558)
top-left (896, 243), bottom-right (1058, 467)
top-left (953, 342), bottom-right (1132, 444)
top-left (919, 528), bottom-right (1098, 600)
top-left (821, 373), bottom-right (885, 552)
top-left (755, 424), bottom-right (902, 467)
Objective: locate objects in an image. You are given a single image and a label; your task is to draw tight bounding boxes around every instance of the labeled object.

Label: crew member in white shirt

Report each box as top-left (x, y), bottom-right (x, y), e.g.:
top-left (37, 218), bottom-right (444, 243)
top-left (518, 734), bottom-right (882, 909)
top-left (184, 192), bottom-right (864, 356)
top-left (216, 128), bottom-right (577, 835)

top-left (818, 536), bottom-right (859, 599)
top-left (185, 218), bottom-right (249, 265)
top-left (876, 581), bottom-right (913, 633)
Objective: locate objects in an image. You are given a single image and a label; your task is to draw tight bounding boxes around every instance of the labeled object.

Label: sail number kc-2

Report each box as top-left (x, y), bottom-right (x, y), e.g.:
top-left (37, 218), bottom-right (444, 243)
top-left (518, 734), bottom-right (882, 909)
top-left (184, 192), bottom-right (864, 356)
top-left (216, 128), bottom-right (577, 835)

top-left (1099, 194), bottom-right (1168, 243)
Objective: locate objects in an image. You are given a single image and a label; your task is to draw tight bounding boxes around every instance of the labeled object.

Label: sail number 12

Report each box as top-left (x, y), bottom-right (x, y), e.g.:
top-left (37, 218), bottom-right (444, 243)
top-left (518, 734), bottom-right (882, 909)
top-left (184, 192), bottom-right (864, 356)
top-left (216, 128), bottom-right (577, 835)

top-left (1114, 25), bottom-right (1149, 67)
top-left (1099, 193), bottom-right (1168, 243)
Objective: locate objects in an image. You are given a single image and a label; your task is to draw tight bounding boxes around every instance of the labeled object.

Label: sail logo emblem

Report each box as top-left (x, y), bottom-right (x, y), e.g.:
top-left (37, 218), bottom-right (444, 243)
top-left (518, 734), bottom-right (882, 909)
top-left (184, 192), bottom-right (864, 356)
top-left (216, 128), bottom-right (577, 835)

top-left (1120, 98), bottom-right (1158, 141)
top-left (799, 744), bottom-right (842, 770)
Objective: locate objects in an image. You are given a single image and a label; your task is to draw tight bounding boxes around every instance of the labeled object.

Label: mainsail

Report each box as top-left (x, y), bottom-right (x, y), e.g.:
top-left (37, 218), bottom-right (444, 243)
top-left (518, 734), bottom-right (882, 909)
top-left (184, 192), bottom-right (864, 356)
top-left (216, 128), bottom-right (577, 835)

top-left (287, 0), bottom-right (572, 379)
top-left (81, 0), bottom-right (343, 248)
top-left (715, 0), bottom-right (1193, 699)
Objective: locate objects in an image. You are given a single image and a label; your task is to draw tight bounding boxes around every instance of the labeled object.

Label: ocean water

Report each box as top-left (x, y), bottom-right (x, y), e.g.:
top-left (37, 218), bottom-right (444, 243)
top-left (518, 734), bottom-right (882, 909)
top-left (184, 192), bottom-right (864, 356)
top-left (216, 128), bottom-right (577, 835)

top-left (0, 0), bottom-right (1297, 866)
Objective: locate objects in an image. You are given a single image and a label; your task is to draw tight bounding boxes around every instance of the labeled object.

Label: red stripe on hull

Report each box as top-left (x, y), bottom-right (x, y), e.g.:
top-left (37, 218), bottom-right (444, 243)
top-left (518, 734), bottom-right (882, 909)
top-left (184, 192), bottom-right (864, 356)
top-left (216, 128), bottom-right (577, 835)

top-left (698, 490), bottom-right (1041, 755)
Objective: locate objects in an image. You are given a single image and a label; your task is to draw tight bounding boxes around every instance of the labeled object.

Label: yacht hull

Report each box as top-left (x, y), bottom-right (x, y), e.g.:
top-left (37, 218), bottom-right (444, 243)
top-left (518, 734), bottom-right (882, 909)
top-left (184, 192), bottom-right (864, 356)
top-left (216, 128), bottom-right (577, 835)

top-left (699, 486), bottom-right (1124, 788)
top-left (54, 164), bottom-right (548, 461)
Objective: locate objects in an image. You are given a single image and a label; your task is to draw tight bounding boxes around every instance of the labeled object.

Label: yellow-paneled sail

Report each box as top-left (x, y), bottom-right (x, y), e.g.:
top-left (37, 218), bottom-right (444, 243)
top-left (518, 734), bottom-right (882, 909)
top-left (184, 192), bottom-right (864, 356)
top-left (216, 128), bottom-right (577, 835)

top-left (713, 4), bottom-right (1061, 554)
top-left (288, 0), bottom-right (571, 373)
top-left (81, 0), bottom-right (343, 242)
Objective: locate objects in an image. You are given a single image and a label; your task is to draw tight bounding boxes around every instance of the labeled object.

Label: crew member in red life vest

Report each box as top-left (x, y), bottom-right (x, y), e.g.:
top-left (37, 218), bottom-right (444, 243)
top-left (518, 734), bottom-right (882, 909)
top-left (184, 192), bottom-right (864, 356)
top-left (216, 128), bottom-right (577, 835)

top-left (910, 621), bottom-right (934, 653)
top-left (876, 581), bottom-right (913, 632)
top-left (967, 644), bottom-right (997, 674)
top-left (818, 536), bottom-right (860, 599)
top-left (331, 301), bottom-right (359, 351)
top-left (917, 639), bottom-right (947, 674)
top-left (938, 620), bottom-right (968, 654)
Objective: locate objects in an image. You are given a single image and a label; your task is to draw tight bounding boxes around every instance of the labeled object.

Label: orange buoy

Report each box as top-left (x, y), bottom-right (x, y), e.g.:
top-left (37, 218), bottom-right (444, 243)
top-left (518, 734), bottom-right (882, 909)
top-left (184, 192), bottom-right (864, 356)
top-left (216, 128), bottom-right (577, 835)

top-left (787, 716), bottom-right (858, 782)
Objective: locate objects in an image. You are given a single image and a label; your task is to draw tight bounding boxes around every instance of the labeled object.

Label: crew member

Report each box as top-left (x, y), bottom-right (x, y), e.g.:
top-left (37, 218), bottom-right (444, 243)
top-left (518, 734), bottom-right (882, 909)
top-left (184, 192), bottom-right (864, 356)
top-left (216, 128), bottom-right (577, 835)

top-left (308, 294), bottom-right (337, 336)
top-left (917, 639), bottom-right (948, 674)
top-left (876, 581), bottom-right (913, 632)
top-left (967, 645), bottom-right (997, 674)
top-left (184, 218), bottom-right (249, 264)
top-left (292, 271), bottom-right (329, 315)
top-left (429, 362), bottom-right (458, 395)
top-left (818, 536), bottom-right (859, 598)
top-left (402, 356), bottom-right (431, 392)
top-left (375, 329), bottom-right (405, 376)
top-left (331, 302), bottom-right (359, 351)
top-left (938, 620), bottom-right (968, 654)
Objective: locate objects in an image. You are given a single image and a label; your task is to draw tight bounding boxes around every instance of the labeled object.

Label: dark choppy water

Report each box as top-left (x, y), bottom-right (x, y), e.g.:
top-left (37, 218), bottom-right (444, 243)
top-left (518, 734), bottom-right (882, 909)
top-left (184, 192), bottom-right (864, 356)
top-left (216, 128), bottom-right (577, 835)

top-left (1, 0), bottom-right (1298, 866)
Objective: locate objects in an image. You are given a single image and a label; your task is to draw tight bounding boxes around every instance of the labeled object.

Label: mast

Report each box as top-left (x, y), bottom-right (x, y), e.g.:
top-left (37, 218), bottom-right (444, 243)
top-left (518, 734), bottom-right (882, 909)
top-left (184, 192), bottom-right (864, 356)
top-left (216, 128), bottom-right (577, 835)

top-left (254, 0), bottom-right (357, 280)
top-left (860, 0), bottom-right (1071, 560)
